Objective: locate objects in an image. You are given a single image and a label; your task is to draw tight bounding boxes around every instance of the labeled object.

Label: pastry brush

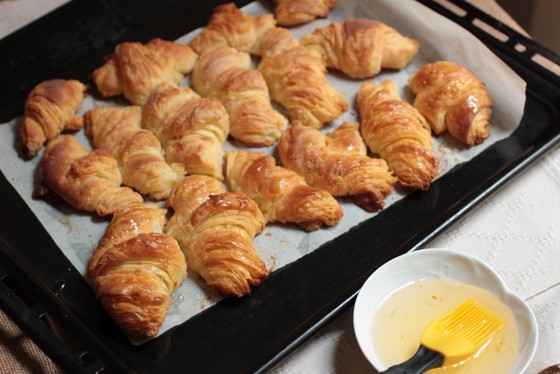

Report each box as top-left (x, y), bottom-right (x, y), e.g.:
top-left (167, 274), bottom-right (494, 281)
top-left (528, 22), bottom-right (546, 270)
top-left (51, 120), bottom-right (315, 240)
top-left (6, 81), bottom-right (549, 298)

top-left (381, 298), bottom-right (505, 374)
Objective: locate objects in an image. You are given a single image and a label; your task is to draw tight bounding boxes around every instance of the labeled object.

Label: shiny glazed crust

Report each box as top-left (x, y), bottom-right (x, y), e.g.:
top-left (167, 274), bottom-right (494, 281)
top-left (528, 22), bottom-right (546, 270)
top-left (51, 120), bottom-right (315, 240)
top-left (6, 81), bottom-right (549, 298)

top-left (409, 60), bottom-right (493, 146)
top-left (20, 79), bottom-right (86, 157)
top-left (189, 3), bottom-right (276, 55)
top-left (225, 149), bottom-right (343, 230)
top-left (84, 106), bottom-right (186, 200)
top-left (37, 135), bottom-right (143, 216)
top-left (142, 86), bottom-right (229, 180)
top-left (87, 204), bottom-right (187, 337)
top-left (272, 0), bottom-right (337, 26)
top-left (258, 27), bottom-right (348, 128)
top-left (191, 47), bottom-right (287, 146)
top-left (278, 121), bottom-right (397, 211)
top-left (357, 80), bottom-right (439, 190)
top-left (166, 175), bottom-right (268, 297)
top-left (300, 18), bottom-right (420, 78)
top-left (91, 38), bottom-right (197, 105)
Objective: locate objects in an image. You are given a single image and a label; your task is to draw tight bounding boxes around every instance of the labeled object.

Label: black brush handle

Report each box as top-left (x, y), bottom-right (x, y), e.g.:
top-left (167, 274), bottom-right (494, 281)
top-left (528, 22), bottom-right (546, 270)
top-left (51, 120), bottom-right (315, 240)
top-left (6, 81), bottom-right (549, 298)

top-left (380, 345), bottom-right (444, 374)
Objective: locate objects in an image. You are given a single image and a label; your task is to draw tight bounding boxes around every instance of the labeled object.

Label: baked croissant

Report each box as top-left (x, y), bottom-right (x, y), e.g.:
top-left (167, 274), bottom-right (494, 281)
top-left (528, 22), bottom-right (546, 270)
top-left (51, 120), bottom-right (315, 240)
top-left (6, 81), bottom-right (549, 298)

top-left (191, 47), bottom-right (288, 146)
top-left (409, 61), bottom-right (493, 146)
top-left (189, 3), bottom-right (276, 55)
top-left (279, 121), bottom-right (396, 211)
top-left (84, 106), bottom-right (185, 200)
top-left (357, 80), bottom-right (439, 190)
top-left (300, 18), bottom-right (420, 79)
top-left (142, 86), bottom-right (229, 180)
top-left (272, 0), bottom-right (337, 27)
top-left (20, 79), bottom-right (86, 157)
top-left (258, 27), bottom-right (348, 128)
top-left (37, 135), bottom-right (143, 216)
top-left (225, 150), bottom-right (343, 230)
top-left (87, 203), bottom-right (187, 337)
top-left (91, 38), bottom-right (198, 105)
top-left (166, 175), bottom-right (268, 297)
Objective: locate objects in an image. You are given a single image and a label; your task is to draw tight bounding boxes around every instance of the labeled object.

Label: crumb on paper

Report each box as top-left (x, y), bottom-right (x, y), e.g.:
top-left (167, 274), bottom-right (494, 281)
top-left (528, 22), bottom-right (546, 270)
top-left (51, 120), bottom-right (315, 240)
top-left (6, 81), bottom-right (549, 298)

top-left (58, 217), bottom-right (72, 229)
top-left (199, 296), bottom-right (211, 311)
top-left (268, 255), bottom-right (277, 271)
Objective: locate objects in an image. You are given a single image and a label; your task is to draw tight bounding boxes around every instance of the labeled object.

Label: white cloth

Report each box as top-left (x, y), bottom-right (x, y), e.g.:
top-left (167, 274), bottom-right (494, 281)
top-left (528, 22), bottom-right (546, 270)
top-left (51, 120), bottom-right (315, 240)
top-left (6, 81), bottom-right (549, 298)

top-left (0, 0), bottom-right (69, 38)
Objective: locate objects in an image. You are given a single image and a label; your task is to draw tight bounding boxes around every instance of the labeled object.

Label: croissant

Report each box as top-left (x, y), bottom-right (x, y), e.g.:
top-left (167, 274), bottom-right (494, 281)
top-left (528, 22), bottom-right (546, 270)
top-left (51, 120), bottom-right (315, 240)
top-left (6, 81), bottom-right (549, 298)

top-left (189, 3), bottom-right (276, 55)
top-left (300, 19), bottom-right (419, 79)
top-left (166, 175), bottom-right (268, 297)
top-left (357, 80), bottom-right (439, 190)
top-left (20, 79), bottom-right (86, 157)
top-left (272, 0), bottom-right (337, 27)
top-left (87, 203), bottom-right (187, 337)
top-left (83, 106), bottom-right (185, 200)
top-left (91, 38), bottom-right (198, 105)
top-left (142, 86), bottom-right (229, 180)
top-left (278, 121), bottom-right (396, 211)
top-left (37, 135), bottom-right (143, 216)
top-left (225, 150), bottom-right (343, 231)
top-left (191, 47), bottom-right (288, 146)
top-left (257, 27), bottom-right (348, 128)
top-left (409, 61), bottom-right (493, 146)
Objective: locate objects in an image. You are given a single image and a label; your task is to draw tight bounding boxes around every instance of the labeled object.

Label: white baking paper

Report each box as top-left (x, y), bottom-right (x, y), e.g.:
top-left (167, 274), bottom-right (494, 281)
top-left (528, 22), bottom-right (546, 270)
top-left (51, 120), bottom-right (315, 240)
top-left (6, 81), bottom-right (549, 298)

top-left (0, 0), bottom-right (526, 343)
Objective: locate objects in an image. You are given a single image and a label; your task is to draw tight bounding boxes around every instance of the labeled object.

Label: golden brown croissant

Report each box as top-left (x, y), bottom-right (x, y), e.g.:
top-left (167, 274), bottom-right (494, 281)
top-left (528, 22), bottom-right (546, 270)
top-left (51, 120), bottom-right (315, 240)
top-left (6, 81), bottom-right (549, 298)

top-left (83, 106), bottom-right (186, 200)
top-left (409, 61), bottom-right (493, 146)
top-left (91, 38), bottom-right (197, 105)
top-left (191, 47), bottom-right (288, 146)
top-left (142, 86), bottom-right (229, 180)
top-left (272, 0), bottom-right (336, 26)
top-left (257, 27), bottom-right (348, 128)
top-left (300, 19), bottom-right (420, 79)
top-left (278, 121), bottom-right (396, 211)
top-left (87, 203), bottom-right (187, 337)
top-left (357, 80), bottom-right (439, 190)
top-left (37, 135), bottom-right (143, 216)
top-left (20, 79), bottom-right (86, 157)
top-left (225, 150), bottom-right (343, 230)
top-left (166, 175), bottom-right (268, 297)
top-left (189, 3), bottom-right (276, 55)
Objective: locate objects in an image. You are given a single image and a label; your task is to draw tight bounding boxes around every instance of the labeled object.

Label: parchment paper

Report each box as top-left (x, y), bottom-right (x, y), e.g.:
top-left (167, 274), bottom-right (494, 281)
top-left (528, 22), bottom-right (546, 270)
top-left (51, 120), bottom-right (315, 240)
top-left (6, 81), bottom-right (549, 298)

top-left (0, 0), bottom-right (526, 343)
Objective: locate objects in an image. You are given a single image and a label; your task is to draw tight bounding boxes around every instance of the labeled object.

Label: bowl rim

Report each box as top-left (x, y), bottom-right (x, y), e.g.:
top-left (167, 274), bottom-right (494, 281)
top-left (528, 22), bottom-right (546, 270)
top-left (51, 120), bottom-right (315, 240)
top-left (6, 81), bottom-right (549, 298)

top-left (353, 247), bottom-right (539, 373)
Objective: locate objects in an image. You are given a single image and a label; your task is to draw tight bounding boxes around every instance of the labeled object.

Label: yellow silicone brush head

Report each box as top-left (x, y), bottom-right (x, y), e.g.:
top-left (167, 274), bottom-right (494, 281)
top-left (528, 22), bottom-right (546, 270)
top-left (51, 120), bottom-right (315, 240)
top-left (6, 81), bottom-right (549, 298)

top-left (421, 298), bottom-right (506, 367)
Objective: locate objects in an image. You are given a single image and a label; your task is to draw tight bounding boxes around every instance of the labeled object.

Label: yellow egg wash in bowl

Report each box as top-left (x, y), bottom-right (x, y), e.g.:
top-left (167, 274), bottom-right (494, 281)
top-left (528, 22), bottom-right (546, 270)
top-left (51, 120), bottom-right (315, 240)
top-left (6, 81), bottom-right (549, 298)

top-left (373, 278), bottom-right (518, 373)
top-left (353, 248), bottom-right (538, 374)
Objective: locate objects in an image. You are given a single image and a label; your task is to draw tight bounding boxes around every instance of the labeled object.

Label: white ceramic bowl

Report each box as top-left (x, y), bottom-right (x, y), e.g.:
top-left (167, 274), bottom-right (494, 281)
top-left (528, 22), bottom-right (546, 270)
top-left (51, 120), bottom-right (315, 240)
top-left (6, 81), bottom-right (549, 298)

top-left (353, 247), bottom-right (538, 373)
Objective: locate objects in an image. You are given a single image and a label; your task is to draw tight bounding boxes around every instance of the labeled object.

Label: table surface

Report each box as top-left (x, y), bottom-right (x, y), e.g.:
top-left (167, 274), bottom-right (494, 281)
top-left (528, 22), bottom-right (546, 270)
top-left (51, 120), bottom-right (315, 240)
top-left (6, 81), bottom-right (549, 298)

top-left (1, 1), bottom-right (559, 373)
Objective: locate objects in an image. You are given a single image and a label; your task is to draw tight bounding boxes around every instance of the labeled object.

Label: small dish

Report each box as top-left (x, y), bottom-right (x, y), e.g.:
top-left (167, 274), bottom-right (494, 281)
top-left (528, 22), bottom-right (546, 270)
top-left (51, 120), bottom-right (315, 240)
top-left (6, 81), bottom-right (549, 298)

top-left (353, 247), bottom-right (538, 373)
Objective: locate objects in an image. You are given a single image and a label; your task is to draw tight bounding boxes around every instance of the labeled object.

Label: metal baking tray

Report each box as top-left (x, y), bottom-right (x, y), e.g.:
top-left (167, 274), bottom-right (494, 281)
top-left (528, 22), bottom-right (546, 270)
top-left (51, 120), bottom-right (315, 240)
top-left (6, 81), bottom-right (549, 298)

top-left (1, 0), bottom-right (560, 372)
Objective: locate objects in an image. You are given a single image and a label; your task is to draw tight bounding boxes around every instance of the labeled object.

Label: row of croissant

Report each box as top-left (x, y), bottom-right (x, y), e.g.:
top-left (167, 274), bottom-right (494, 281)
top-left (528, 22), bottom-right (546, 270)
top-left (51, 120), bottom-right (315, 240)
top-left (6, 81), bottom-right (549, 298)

top-left (17, 3), bottom-right (493, 338)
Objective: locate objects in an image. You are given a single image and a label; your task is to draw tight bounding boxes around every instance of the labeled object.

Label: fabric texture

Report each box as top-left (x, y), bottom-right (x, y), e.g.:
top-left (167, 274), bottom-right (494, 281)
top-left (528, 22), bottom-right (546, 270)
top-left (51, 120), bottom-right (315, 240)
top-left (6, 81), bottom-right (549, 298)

top-left (0, 310), bottom-right (62, 373)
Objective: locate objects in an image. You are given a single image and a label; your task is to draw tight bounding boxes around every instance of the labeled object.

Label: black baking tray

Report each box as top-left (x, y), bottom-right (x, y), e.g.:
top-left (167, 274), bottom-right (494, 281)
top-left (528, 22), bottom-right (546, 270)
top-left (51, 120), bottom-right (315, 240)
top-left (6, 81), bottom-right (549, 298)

top-left (1, 0), bottom-right (560, 373)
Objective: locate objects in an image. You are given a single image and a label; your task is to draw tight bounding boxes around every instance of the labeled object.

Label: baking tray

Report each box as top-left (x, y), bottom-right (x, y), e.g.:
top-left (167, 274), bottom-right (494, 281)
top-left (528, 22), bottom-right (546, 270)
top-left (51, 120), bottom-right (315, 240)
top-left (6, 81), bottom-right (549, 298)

top-left (1, 0), bottom-right (560, 373)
